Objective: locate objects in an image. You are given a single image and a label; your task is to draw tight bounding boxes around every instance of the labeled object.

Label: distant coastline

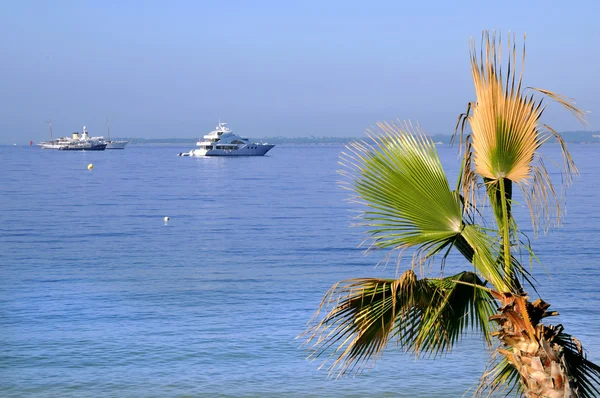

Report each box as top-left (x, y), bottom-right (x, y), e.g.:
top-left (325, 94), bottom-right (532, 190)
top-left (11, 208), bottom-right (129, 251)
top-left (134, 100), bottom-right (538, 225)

top-left (112, 130), bottom-right (600, 145)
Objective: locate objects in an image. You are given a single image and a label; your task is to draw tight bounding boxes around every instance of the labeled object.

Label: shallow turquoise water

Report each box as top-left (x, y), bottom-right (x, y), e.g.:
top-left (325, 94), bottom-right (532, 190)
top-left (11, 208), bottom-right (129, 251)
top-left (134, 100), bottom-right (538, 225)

top-left (1, 144), bottom-right (598, 397)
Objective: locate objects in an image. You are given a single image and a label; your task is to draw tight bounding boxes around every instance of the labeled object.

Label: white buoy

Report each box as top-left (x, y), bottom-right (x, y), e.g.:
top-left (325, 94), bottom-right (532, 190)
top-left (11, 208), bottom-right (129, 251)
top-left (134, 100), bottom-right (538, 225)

top-left (164, 216), bottom-right (170, 224)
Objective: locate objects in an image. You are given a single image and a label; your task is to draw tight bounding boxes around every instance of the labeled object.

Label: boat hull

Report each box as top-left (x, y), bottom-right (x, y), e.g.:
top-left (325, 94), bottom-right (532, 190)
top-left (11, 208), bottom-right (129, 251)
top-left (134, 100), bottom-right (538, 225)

top-left (38, 143), bottom-right (64, 149)
top-left (183, 144), bottom-right (274, 157)
top-left (105, 141), bottom-right (128, 149)
top-left (58, 143), bottom-right (107, 151)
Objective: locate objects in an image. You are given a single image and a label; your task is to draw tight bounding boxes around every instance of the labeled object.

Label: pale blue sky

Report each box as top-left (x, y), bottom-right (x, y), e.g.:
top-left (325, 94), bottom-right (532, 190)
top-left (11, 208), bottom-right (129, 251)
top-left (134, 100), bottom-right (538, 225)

top-left (1, 0), bottom-right (598, 143)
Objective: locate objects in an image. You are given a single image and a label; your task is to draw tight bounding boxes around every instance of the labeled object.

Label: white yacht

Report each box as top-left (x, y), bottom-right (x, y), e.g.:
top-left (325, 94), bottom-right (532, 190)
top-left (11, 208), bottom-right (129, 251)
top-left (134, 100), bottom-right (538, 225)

top-left (178, 121), bottom-right (274, 157)
top-left (38, 122), bottom-right (127, 150)
top-left (58, 126), bottom-right (106, 150)
top-left (38, 124), bottom-right (106, 150)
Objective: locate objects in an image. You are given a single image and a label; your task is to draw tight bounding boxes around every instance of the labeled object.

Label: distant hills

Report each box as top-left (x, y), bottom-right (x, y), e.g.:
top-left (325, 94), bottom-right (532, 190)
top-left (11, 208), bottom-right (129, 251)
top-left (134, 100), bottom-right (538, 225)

top-left (120, 131), bottom-right (600, 145)
top-left (553, 130), bottom-right (600, 143)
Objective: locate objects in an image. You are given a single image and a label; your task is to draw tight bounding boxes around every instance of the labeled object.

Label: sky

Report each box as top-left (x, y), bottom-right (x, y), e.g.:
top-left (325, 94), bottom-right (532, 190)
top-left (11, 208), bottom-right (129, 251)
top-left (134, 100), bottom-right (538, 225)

top-left (1, 0), bottom-right (599, 143)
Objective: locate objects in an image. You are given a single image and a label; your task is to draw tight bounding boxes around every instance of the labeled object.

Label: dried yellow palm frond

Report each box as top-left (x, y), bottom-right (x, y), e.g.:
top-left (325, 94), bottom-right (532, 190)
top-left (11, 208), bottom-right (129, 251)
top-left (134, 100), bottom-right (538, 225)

top-left (456, 31), bottom-right (585, 233)
top-left (469, 32), bottom-right (542, 182)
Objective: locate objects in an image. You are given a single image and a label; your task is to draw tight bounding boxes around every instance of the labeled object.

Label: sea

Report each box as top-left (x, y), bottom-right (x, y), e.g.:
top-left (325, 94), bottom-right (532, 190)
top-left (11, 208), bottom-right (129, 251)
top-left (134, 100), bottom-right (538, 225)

top-left (1, 143), bottom-right (598, 397)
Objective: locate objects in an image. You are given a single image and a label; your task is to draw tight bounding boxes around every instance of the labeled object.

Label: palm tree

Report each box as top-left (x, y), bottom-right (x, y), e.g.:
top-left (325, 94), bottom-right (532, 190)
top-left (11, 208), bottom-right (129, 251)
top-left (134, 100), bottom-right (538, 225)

top-left (302, 32), bottom-right (600, 397)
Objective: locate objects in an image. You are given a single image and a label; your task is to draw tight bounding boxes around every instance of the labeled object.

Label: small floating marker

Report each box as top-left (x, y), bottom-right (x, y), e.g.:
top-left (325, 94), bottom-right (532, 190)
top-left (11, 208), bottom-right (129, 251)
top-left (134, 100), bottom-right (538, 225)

top-left (163, 216), bottom-right (170, 224)
top-left (87, 163), bottom-right (93, 170)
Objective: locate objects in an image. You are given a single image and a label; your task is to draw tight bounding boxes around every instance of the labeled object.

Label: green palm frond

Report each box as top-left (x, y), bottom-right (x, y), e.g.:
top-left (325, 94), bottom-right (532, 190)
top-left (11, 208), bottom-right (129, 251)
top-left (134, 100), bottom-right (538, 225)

top-left (340, 121), bottom-right (463, 253)
top-left (457, 224), bottom-right (512, 292)
top-left (412, 271), bottom-right (497, 356)
top-left (340, 121), bottom-right (513, 292)
top-left (302, 270), bottom-right (496, 376)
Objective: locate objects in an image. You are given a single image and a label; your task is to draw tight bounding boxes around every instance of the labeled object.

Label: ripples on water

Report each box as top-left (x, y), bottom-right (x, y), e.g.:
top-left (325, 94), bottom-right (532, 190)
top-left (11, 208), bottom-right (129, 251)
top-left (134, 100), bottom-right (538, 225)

top-left (0, 144), bottom-right (598, 397)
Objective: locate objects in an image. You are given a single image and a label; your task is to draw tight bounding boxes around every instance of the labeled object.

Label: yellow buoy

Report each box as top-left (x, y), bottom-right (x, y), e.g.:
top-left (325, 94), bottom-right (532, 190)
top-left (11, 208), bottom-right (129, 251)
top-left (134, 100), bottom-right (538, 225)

top-left (88, 163), bottom-right (93, 170)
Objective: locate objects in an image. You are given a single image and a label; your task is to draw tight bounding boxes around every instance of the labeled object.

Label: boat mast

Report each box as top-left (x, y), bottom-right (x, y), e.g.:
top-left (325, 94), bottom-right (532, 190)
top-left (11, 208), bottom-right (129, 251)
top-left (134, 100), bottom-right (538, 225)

top-left (46, 119), bottom-right (53, 140)
top-left (106, 118), bottom-right (111, 141)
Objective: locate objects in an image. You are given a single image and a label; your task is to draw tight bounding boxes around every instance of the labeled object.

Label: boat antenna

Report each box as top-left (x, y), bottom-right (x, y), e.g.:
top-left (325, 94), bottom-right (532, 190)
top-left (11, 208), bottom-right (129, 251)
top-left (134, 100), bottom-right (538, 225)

top-left (45, 119), bottom-right (53, 140)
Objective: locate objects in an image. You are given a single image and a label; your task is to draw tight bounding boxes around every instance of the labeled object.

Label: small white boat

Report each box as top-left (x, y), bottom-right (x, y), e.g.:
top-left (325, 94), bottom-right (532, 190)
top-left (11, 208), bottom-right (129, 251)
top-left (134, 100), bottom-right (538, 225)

top-left (178, 121), bottom-right (274, 157)
top-left (102, 120), bottom-right (128, 149)
top-left (105, 140), bottom-right (128, 149)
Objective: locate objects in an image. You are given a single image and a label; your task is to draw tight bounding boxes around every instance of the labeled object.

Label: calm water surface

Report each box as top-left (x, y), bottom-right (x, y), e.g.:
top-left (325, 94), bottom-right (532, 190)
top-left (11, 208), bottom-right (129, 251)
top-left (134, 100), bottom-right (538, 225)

top-left (1, 144), bottom-right (599, 397)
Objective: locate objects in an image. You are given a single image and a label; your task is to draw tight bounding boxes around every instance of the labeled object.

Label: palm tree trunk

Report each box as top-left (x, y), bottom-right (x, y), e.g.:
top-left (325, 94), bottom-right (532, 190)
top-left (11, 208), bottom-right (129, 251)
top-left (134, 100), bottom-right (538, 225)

top-left (490, 291), bottom-right (576, 397)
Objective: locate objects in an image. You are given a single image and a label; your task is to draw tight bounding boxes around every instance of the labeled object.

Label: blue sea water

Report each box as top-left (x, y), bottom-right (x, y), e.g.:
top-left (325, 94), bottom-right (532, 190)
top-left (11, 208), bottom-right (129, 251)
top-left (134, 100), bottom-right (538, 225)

top-left (0, 143), bottom-right (598, 397)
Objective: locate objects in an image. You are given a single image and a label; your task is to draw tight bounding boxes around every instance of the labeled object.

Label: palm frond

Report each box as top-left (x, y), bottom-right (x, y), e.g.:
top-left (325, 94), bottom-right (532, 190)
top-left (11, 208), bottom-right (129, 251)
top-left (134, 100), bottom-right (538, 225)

top-left (529, 88), bottom-right (587, 125)
top-left (302, 270), bottom-right (496, 376)
top-left (411, 271), bottom-right (497, 356)
top-left (456, 31), bottom-right (585, 234)
top-left (523, 126), bottom-right (579, 234)
top-left (458, 225), bottom-right (512, 292)
top-left (341, 121), bottom-right (514, 291)
top-left (555, 332), bottom-right (600, 397)
top-left (477, 354), bottom-right (523, 397)
top-left (468, 31), bottom-right (542, 183)
top-left (340, 121), bottom-right (463, 255)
